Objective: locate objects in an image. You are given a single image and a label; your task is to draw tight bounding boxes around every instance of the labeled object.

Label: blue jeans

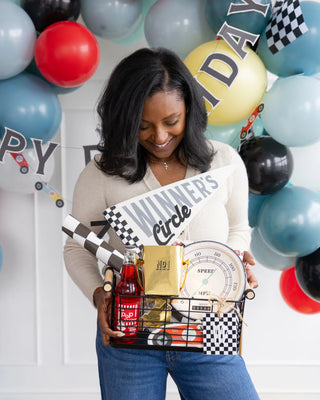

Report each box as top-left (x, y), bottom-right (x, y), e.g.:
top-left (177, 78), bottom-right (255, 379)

top-left (96, 324), bottom-right (260, 400)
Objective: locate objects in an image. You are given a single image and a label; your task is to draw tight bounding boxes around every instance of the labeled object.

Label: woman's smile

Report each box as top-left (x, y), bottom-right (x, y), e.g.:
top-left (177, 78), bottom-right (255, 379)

top-left (139, 90), bottom-right (186, 160)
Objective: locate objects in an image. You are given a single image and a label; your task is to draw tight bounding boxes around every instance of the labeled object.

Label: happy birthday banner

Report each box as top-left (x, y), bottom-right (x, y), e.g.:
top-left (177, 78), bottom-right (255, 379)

top-left (103, 164), bottom-right (235, 250)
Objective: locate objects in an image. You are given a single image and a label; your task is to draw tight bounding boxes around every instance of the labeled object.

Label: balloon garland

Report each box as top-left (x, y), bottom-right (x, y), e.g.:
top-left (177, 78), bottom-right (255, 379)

top-left (0, 0), bottom-right (320, 316)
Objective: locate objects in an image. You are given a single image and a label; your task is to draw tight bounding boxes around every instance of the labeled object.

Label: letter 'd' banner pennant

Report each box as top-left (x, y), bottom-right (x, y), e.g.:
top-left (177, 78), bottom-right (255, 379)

top-left (103, 165), bottom-right (235, 252)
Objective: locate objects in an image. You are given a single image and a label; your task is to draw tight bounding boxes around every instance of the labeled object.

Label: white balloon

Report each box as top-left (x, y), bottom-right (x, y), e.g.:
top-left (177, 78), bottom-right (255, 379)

top-left (289, 141), bottom-right (320, 192)
top-left (0, 147), bottom-right (55, 194)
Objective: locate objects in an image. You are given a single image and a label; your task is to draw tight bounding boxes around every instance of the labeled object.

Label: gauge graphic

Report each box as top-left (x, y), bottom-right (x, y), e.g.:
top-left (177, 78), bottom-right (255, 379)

top-left (172, 241), bottom-right (247, 319)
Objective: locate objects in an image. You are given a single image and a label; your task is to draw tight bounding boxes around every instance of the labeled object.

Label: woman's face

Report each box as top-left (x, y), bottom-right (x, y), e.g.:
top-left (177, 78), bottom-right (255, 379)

top-left (139, 90), bottom-right (186, 160)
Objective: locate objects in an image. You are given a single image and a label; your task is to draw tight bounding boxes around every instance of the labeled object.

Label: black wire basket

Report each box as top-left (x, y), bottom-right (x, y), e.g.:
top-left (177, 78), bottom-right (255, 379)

top-left (110, 289), bottom-right (254, 354)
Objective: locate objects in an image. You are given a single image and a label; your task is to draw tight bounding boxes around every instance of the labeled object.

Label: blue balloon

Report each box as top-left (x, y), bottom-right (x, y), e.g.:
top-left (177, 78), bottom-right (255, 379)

top-left (261, 75), bottom-right (320, 147)
top-left (81, 0), bottom-right (142, 40)
top-left (257, 1), bottom-right (320, 77)
top-left (250, 228), bottom-right (296, 271)
top-left (257, 186), bottom-right (320, 257)
top-left (145, 0), bottom-right (215, 60)
top-left (205, 0), bottom-right (271, 35)
top-left (248, 192), bottom-right (271, 228)
top-left (0, 73), bottom-right (62, 147)
top-left (0, 1), bottom-right (36, 79)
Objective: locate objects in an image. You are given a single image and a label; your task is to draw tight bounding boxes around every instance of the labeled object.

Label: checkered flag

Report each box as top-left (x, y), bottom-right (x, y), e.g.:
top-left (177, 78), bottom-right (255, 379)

top-left (104, 206), bottom-right (143, 252)
top-left (62, 214), bottom-right (124, 272)
top-left (202, 310), bottom-right (241, 355)
top-left (266, 0), bottom-right (308, 54)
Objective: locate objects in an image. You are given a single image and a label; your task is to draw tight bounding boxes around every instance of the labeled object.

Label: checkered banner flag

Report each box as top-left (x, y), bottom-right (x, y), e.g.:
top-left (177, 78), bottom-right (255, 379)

top-left (103, 165), bottom-right (235, 252)
top-left (266, 0), bottom-right (308, 54)
top-left (62, 214), bottom-right (124, 272)
top-left (202, 310), bottom-right (241, 355)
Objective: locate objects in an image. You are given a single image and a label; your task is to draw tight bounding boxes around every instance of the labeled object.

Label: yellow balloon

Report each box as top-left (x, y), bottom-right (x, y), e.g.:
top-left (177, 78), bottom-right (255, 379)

top-left (184, 40), bottom-right (267, 125)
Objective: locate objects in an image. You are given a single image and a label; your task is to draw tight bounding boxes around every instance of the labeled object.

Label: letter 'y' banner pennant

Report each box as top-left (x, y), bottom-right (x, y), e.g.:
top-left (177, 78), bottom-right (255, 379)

top-left (103, 165), bottom-right (235, 250)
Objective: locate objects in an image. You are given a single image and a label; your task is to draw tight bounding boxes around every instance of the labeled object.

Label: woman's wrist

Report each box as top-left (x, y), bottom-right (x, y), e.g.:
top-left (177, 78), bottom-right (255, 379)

top-left (93, 286), bottom-right (104, 308)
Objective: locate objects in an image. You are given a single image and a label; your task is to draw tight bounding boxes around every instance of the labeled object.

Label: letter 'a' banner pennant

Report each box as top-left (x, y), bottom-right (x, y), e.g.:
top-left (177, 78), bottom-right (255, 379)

top-left (103, 165), bottom-right (235, 251)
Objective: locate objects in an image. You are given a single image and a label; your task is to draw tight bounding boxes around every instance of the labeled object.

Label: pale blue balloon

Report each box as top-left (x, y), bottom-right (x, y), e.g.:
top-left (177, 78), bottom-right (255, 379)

top-left (205, 0), bottom-right (271, 35)
top-left (0, 72), bottom-right (62, 147)
top-left (250, 228), bottom-right (295, 271)
top-left (81, 0), bottom-right (142, 40)
top-left (257, 186), bottom-right (320, 257)
top-left (257, 1), bottom-right (320, 77)
top-left (0, 1), bottom-right (36, 79)
top-left (261, 75), bottom-right (320, 147)
top-left (145, 0), bottom-right (215, 60)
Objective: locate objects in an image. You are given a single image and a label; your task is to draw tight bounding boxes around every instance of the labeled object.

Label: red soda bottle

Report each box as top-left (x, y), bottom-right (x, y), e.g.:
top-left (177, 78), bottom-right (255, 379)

top-left (114, 245), bottom-right (140, 343)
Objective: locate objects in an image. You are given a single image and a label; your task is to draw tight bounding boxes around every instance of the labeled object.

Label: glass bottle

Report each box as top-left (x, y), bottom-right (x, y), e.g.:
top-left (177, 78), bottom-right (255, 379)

top-left (114, 245), bottom-right (140, 343)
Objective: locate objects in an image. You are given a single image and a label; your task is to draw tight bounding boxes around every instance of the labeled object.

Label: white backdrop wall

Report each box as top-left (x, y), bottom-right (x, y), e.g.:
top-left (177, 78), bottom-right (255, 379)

top-left (1, 23), bottom-right (320, 400)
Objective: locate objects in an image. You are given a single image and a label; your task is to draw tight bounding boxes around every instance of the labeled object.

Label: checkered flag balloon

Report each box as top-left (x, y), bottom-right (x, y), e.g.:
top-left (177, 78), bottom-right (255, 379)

top-left (62, 214), bottom-right (124, 272)
top-left (202, 310), bottom-right (241, 355)
top-left (266, 0), bottom-right (308, 54)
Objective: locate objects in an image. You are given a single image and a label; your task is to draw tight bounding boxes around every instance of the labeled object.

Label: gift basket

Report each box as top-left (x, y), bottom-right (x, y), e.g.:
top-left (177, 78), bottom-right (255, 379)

top-left (110, 241), bottom-right (255, 355)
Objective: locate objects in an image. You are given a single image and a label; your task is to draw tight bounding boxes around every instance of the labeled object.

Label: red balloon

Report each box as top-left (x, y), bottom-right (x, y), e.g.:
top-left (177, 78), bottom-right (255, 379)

top-left (35, 21), bottom-right (99, 87)
top-left (279, 267), bottom-right (320, 314)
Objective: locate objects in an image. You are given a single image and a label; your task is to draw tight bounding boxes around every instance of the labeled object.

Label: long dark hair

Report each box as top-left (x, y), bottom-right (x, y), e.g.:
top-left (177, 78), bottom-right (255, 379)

top-left (96, 47), bottom-right (214, 183)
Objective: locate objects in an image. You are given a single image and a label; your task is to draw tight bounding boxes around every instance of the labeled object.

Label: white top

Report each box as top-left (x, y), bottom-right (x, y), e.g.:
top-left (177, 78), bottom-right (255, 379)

top-left (63, 140), bottom-right (250, 304)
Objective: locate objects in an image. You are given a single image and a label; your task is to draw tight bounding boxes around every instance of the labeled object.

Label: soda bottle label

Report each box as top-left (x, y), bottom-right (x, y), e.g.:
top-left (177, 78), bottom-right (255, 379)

top-left (115, 297), bottom-right (140, 336)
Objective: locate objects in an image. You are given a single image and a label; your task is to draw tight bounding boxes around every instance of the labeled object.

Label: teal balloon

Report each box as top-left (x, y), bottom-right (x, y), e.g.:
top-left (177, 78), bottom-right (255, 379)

top-left (0, 72), bottom-right (62, 147)
top-left (248, 192), bottom-right (270, 228)
top-left (81, 0), bottom-right (142, 40)
top-left (205, 116), bottom-right (264, 149)
top-left (0, 1), bottom-right (36, 79)
top-left (257, 1), bottom-right (320, 77)
top-left (114, 0), bottom-right (157, 46)
top-left (251, 228), bottom-right (295, 271)
top-left (145, 0), bottom-right (215, 60)
top-left (257, 186), bottom-right (320, 257)
top-left (205, 0), bottom-right (271, 35)
top-left (205, 120), bottom-right (243, 146)
top-left (261, 75), bottom-right (320, 147)
top-left (7, 0), bottom-right (21, 4)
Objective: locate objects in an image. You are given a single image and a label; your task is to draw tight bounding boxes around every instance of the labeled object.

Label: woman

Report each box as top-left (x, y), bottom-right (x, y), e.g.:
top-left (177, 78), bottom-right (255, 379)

top-left (64, 47), bottom-right (259, 400)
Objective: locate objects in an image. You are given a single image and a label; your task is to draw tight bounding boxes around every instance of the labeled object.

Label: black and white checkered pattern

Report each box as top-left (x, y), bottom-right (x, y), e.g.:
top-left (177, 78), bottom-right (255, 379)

top-left (62, 214), bottom-right (124, 272)
top-left (266, 0), bottom-right (308, 54)
top-left (104, 206), bottom-right (143, 251)
top-left (202, 310), bottom-right (241, 355)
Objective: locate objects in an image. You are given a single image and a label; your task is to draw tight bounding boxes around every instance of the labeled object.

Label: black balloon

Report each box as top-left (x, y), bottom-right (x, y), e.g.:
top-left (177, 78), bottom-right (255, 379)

top-left (296, 247), bottom-right (320, 302)
top-left (238, 134), bottom-right (293, 195)
top-left (21, 0), bottom-right (81, 33)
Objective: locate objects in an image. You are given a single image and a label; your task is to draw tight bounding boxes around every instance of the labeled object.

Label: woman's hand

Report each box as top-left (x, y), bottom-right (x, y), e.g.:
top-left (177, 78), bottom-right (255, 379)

top-left (243, 251), bottom-right (258, 289)
top-left (93, 287), bottom-right (125, 346)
